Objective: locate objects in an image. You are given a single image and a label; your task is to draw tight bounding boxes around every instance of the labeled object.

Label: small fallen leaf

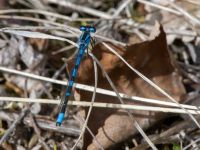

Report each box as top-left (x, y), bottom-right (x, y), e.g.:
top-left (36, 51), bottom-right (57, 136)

top-left (6, 72), bottom-right (43, 94)
top-left (5, 81), bottom-right (24, 97)
top-left (28, 134), bottom-right (39, 149)
top-left (0, 36), bottom-right (19, 68)
top-left (18, 37), bottom-right (44, 68)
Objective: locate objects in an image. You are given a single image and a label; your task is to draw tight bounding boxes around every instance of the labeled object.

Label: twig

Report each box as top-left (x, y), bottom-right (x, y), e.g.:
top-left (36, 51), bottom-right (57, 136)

top-left (15, 0), bottom-right (32, 8)
top-left (94, 34), bottom-right (126, 47)
top-left (166, 29), bottom-right (197, 37)
top-left (51, 45), bottom-right (75, 55)
top-left (73, 115), bottom-right (104, 149)
top-left (0, 15), bottom-right (77, 33)
top-left (2, 21), bottom-right (200, 39)
top-left (0, 9), bottom-right (112, 22)
top-left (29, 114), bottom-right (50, 150)
top-left (45, 0), bottom-right (112, 19)
top-left (132, 120), bottom-right (190, 150)
top-left (0, 29), bottom-right (77, 46)
top-left (28, 118), bottom-right (80, 136)
top-left (169, 2), bottom-right (200, 25)
top-left (24, 79), bottom-right (50, 150)
top-left (0, 108), bottom-right (29, 144)
top-left (182, 0), bottom-right (200, 5)
top-left (183, 138), bottom-right (200, 150)
top-left (0, 26), bottom-right (68, 32)
top-left (112, 0), bottom-right (132, 18)
top-left (1, 66), bottom-right (200, 111)
top-left (0, 110), bottom-right (80, 136)
top-left (137, 0), bottom-right (180, 15)
top-left (132, 135), bottom-right (180, 150)
top-left (0, 97), bottom-right (200, 114)
top-left (138, 0), bottom-right (200, 26)
top-left (0, 9), bottom-right (72, 21)
top-left (71, 59), bottom-right (103, 150)
top-left (0, 16), bottom-right (126, 46)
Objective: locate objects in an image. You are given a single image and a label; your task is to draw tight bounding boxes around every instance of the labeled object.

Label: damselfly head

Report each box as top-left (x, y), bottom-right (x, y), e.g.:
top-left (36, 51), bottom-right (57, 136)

top-left (80, 26), bottom-right (96, 33)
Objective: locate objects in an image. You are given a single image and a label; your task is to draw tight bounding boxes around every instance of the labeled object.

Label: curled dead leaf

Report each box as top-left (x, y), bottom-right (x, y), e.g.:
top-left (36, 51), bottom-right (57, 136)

top-left (76, 23), bottom-right (185, 149)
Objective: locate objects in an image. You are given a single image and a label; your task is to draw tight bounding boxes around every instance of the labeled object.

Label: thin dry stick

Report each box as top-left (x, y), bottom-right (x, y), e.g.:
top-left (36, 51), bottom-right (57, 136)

top-left (112, 0), bottom-right (132, 18)
top-left (0, 29), bottom-right (77, 46)
top-left (128, 22), bottom-right (199, 38)
top-left (0, 26), bottom-right (70, 32)
top-left (0, 9), bottom-right (102, 22)
top-left (44, 63), bottom-right (66, 96)
top-left (0, 15), bottom-right (78, 33)
top-left (102, 42), bottom-right (200, 128)
top-left (183, 0), bottom-right (200, 5)
top-left (72, 57), bottom-right (103, 150)
top-left (132, 120), bottom-right (189, 150)
top-left (0, 97), bottom-right (200, 114)
top-left (73, 115), bottom-right (104, 150)
top-left (52, 45), bottom-right (75, 55)
top-left (24, 79), bottom-right (50, 150)
top-left (1, 66), bottom-right (200, 111)
top-left (0, 108), bottom-right (29, 144)
top-left (0, 26), bottom-right (80, 41)
top-left (166, 29), bottom-right (197, 37)
top-left (29, 114), bottom-right (50, 150)
top-left (15, 0), bottom-right (32, 8)
top-left (169, 2), bottom-right (200, 25)
top-left (137, 0), bottom-right (180, 15)
top-left (90, 53), bottom-right (158, 150)
top-left (183, 138), bottom-right (200, 150)
top-left (45, 0), bottom-right (112, 19)
top-left (0, 15), bottom-right (126, 46)
top-left (137, 0), bottom-right (200, 27)
top-left (0, 109), bottom-right (80, 136)
top-left (0, 9), bottom-right (72, 21)
top-left (93, 34), bottom-right (126, 47)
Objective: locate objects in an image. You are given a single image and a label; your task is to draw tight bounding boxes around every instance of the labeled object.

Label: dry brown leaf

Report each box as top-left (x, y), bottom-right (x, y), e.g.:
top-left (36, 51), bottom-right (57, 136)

top-left (5, 81), bottom-right (24, 97)
top-left (28, 38), bottom-right (48, 51)
top-left (76, 23), bottom-right (185, 149)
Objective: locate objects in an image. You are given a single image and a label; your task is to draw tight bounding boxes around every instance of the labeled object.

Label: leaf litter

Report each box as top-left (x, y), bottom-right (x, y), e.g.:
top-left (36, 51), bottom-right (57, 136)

top-left (0, 0), bottom-right (200, 150)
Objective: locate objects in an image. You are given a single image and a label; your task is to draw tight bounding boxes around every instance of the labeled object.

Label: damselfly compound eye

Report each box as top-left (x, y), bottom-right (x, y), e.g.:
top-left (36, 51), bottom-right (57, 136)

top-left (80, 26), bottom-right (86, 31)
top-left (89, 27), bottom-right (96, 33)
